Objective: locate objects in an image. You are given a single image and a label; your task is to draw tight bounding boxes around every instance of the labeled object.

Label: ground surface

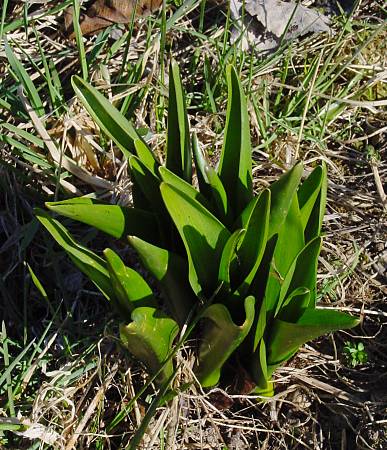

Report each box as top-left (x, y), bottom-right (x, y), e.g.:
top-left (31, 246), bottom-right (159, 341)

top-left (0, 0), bottom-right (386, 449)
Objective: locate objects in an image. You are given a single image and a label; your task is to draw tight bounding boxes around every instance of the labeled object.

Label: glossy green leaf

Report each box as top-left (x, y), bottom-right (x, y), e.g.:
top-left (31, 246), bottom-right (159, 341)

top-left (120, 307), bottom-right (179, 384)
top-left (72, 76), bottom-right (158, 174)
top-left (298, 165), bottom-right (323, 231)
top-left (191, 132), bottom-right (212, 198)
top-left (218, 66), bottom-right (253, 218)
top-left (134, 138), bottom-right (160, 179)
top-left (35, 209), bottom-right (115, 302)
top-left (46, 197), bottom-right (159, 241)
top-left (236, 189), bottom-right (271, 292)
top-left (277, 287), bottom-right (310, 323)
top-left (218, 229), bottom-right (245, 287)
top-left (166, 60), bottom-right (191, 182)
top-left (264, 194), bottom-right (304, 315)
top-left (129, 155), bottom-right (167, 221)
top-left (243, 296), bottom-right (268, 388)
top-left (72, 75), bottom-right (139, 157)
top-left (267, 309), bottom-right (359, 366)
top-left (248, 235), bottom-right (278, 308)
top-left (301, 163), bottom-right (327, 242)
top-left (128, 236), bottom-right (195, 325)
top-left (160, 182), bottom-right (230, 297)
top-left (268, 162), bottom-right (303, 239)
top-left (192, 133), bottom-right (228, 222)
top-left (252, 339), bottom-right (271, 393)
top-left (104, 248), bottom-right (156, 317)
top-left (278, 237), bottom-right (321, 310)
top-left (159, 166), bottom-right (209, 208)
top-left (196, 296), bottom-right (255, 387)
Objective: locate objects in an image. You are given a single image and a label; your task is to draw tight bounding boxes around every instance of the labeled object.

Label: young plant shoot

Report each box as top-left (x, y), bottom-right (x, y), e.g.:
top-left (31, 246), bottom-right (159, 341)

top-left (36, 62), bottom-right (359, 395)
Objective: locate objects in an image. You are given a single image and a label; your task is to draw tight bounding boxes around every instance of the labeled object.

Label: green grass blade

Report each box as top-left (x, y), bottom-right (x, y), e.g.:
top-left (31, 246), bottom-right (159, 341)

top-left (4, 39), bottom-right (44, 116)
top-left (71, 0), bottom-right (88, 80)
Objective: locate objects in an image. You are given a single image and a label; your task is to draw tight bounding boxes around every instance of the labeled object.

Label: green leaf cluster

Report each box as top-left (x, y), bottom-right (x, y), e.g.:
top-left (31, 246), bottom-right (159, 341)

top-left (343, 341), bottom-right (368, 368)
top-left (35, 62), bottom-right (359, 394)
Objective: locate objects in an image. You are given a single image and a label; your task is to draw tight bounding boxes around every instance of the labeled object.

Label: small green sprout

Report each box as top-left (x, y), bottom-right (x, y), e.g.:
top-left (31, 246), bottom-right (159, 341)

top-left (343, 341), bottom-right (368, 367)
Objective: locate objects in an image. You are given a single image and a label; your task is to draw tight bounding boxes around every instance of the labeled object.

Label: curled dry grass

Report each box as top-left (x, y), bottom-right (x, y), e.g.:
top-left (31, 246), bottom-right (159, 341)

top-left (0, 0), bottom-right (386, 448)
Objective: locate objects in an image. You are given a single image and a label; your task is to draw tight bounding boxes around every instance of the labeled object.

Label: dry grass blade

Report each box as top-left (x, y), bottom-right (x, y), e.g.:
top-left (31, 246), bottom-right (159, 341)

top-left (64, 365), bottom-right (119, 450)
top-left (18, 86), bottom-right (114, 192)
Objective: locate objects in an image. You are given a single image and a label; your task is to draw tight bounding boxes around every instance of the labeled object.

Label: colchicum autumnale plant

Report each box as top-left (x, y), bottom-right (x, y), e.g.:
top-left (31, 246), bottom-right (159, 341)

top-left (35, 62), bottom-right (359, 395)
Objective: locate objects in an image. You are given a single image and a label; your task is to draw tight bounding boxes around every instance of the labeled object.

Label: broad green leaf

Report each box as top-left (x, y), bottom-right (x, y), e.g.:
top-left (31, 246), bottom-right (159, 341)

top-left (35, 209), bottom-right (115, 302)
top-left (128, 236), bottom-right (195, 325)
top-left (298, 165), bottom-right (324, 231)
top-left (134, 138), bottom-right (160, 179)
top-left (268, 162), bottom-right (303, 239)
top-left (104, 249), bottom-right (156, 317)
top-left (218, 66), bottom-right (253, 218)
top-left (256, 299), bottom-right (268, 347)
top-left (4, 40), bottom-right (44, 117)
top-left (129, 156), bottom-right (168, 222)
top-left (72, 76), bottom-right (139, 156)
top-left (277, 287), bottom-right (310, 323)
top-left (218, 229), bottom-right (245, 287)
top-left (46, 197), bottom-right (159, 241)
top-left (159, 166), bottom-right (209, 208)
top-left (278, 237), bottom-right (321, 310)
top-left (166, 60), bottom-right (191, 182)
top-left (302, 163), bottom-right (327, 242)
top-left (236, 189), bottom-right (271, 292)
top-left (120, 307), bottom-right (179, 385)
top-left (205, 166), bottom-right (229, 223)
top-left (160, 183), bottom-right (230, 297)
top-left (196, 296), bottom-right (255, 387)
top-left (192, 133), bottom-right (228, 222)
top-left (249, 235), bottom-right (278, 306)
top-left (264, 194), bottom-right (304, 315)
top-left (72, 76), bottom-right (158, 174)
top-left (251, 339), bottom-right (271, 393)
top-left (235, 196), bottom-right (258, 230)
top-left (243, 295), bottom-right (268, 386)
top-left (268, 309), bottom-right (359, 366)
top-left (192, 132), bottom-right (213, 199)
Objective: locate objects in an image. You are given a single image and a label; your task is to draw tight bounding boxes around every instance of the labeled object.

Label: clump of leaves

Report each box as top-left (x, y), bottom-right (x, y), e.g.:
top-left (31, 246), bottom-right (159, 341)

top-left (35, 62), bottom-right (359, 395)
top-left (343, 341), bottom-right (368, 368)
